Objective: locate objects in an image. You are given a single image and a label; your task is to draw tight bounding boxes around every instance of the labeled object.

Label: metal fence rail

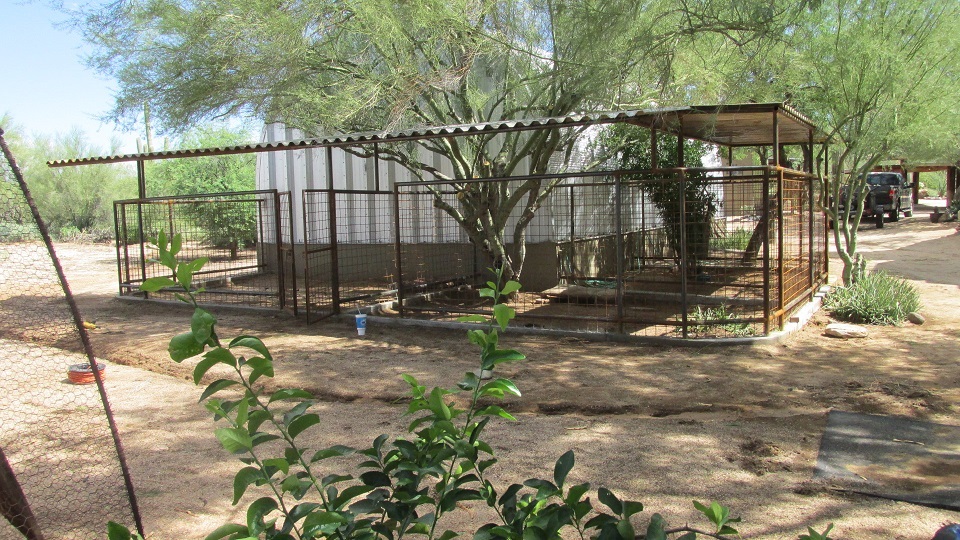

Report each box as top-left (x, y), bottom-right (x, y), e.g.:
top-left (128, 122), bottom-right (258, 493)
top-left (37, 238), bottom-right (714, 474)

top-left (114, 190), bottom-right (295, 310)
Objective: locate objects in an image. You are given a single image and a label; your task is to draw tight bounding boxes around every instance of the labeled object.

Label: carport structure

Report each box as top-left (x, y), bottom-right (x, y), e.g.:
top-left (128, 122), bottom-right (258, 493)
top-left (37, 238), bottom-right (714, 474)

top-left (909, 163), bottom-right (958, 206)
top-left (49, 102), bottom-right (830, 339)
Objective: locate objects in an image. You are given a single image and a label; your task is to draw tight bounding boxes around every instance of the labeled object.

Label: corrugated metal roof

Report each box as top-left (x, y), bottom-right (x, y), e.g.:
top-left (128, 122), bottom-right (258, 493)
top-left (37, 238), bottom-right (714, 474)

top-left (47, 103), bottom-right (825, 167)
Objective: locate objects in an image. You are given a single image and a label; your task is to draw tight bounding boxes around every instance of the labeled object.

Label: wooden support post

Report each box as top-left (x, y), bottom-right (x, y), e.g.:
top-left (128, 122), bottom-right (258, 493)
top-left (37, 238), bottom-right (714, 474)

top-left (912, 171), bottom-right (920, 204)
top-left (373, 143), bottom-right (381, 192)
top-left (947, 167), bottom-right (957, 206)
top-left (772, 111), bottom-right (780, 167)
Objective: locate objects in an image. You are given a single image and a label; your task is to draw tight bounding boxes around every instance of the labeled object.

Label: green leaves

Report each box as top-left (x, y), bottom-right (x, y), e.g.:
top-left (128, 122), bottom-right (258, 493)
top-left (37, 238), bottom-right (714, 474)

top-left (246, 497), bottom-right (278, 537)
top-left (106, 522), bottom-right (143, 540)
top-left (140, 276), bottom-right (176, 292)
top-left (230, 335), bottom-right (273, 361)
top-left (203, 523), bottom-right (249, 540)
top-left (191, 308), bottom-right (217, 345)
top-left (215, 427), bottom-right (253, 454)
top-left (287, 413), bottom-right (321, 439)
top-left (138, 231), bottom-right (828, 540)
top-left (492, 304), bottom-right (516, 331)
top-left (693, 500), bottom-right (741, 536)
top-left (554, 451), bottom-right (575, 488)
top-left (233, 466), bottom-right (266, 504)
top-left (169, 332), bottom-right (205, 362)
top-left (799, 523), bottom-right (835, 540)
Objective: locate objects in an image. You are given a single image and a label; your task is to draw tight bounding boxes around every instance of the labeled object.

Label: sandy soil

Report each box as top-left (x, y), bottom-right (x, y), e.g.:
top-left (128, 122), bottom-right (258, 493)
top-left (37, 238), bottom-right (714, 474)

top-left (56, 202), bottom-right (960, 540)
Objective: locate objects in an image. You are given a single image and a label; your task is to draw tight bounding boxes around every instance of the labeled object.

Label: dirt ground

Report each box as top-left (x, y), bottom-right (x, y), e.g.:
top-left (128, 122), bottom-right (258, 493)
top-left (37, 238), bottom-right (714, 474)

top-left (57, 202), bottom-right (960, 540)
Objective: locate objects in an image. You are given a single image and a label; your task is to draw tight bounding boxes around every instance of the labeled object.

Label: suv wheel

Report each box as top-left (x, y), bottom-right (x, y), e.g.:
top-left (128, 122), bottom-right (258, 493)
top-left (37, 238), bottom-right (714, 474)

top-left (890, 205), bottom-right (900, 222)
top-left (876, 212), bottom-right (885, 228)
top-left (904, 205), bottom-right (913, 217)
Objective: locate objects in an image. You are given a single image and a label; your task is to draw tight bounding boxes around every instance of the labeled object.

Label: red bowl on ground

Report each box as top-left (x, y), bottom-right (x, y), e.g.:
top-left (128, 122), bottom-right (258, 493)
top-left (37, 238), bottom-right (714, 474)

top-left (68, 362), bottom-right (106, 385)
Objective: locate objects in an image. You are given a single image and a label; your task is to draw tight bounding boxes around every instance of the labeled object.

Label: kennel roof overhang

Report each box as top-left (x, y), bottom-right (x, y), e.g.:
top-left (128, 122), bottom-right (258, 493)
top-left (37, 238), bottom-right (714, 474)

top-left (47, 102), bottom-right (825, 167)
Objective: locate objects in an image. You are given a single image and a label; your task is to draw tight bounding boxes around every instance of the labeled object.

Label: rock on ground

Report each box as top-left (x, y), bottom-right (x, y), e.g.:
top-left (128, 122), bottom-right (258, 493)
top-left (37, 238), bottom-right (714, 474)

top-left (825, 322), bottom-right (869, 338)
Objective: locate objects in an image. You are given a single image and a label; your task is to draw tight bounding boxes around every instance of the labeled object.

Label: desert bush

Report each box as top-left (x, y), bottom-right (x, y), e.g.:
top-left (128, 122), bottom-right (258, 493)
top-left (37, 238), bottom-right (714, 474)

top-left (0, 222), bottom-right (40, 242)
top-left (110, 233), bottom-right (833, 540)
top-left (54, 225), bottom-right (115, 243)
top-left (824, 270), bottom-right (921, 325)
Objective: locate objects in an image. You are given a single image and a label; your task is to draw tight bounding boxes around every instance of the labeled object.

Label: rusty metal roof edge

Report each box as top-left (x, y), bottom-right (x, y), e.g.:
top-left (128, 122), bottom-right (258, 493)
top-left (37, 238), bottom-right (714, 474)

top-left (47, 103), bottom-right (822, 167)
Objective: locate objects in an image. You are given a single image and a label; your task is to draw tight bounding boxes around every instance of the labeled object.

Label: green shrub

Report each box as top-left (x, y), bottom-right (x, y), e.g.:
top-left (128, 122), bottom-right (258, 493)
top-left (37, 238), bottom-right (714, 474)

top-left (684, 305), bottom-right (756, 338)
top-left (0, 222), bottom-right (40, 242)
top-left (54, 225), bottom-right (115, 243)
top-left (824, 270), bottom-right (921, 325)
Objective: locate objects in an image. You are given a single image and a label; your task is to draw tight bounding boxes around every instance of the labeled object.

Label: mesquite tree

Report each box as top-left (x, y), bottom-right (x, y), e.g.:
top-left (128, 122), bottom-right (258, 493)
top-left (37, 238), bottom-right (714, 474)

top-left (73, 0), bottom-right (802, 280)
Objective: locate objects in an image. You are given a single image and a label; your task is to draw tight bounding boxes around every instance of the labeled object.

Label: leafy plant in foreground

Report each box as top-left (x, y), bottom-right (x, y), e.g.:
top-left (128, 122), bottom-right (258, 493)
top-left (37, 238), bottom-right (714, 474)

top-left (110, 232), bottom-right (834, 540)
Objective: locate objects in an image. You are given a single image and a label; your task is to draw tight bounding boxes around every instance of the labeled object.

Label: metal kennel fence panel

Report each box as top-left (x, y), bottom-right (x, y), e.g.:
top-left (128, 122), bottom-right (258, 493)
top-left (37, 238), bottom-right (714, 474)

top-left (394, 183), bottom-right (482, 317)
top-left (310, 167), bottom-right (825, 339)
top-left (550, 170), bottom-right (775, 338)
top-left (114, 190), bottom-right (293, 310)
top-left (302, 189), bottom-right (396, 322)
top-left (0, 130), bottom-right (143, 539)
top-left (780, 173), bottom-right (815, 321)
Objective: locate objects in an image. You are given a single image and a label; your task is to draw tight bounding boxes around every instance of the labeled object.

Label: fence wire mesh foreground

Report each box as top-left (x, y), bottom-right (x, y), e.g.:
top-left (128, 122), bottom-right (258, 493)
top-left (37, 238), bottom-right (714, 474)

top-left (0, 130), bottom-right (142, 539)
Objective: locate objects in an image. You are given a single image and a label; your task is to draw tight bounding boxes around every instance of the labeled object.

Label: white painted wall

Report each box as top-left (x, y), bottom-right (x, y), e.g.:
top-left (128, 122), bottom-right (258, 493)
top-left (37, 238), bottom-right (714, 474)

top-left (256, 123), bottom-right (644, 245)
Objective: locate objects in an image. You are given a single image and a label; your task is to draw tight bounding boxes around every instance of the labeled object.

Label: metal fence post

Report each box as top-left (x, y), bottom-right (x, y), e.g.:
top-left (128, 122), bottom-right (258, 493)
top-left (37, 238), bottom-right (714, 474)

top-left (393, 185), bottom-right (405, 316)
top-left (114, 202), bottom-right (124, 296)
top-left (762, 170), bottom-right (771, 335)
top-left (777, 170), bottom-right (785, 330)
top-left (808, 173), bottom-right (816, 299)
top-left (679, 170), bottom-right (689, 338)
top-left (614, 173), bottom-right (625, 331)
top-left (273, 190), bottom-right (285, 309)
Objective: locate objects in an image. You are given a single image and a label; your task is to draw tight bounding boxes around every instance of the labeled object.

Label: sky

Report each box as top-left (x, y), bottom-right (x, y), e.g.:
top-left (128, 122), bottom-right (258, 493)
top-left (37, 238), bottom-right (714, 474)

top-left (0, 1), bottom-right (142, 157)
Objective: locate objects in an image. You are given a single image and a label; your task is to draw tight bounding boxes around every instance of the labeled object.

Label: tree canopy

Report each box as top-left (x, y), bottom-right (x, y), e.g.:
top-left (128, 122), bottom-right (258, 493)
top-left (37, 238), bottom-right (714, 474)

top-left (0, 115), bottom-right (134, 239)
top-left (782, 0), bottom-right (960, 283)
top-left (76, 0), bottom-right (803, 278)
top-left (72, 0), bottom-right (960, 280)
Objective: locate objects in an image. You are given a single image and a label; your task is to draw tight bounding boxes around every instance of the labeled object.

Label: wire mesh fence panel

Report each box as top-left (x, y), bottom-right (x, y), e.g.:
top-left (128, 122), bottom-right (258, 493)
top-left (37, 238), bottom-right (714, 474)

top-left (115, 190), bottom-right (291, 309)
top-left (781, 174), bottom-right (814, 320)
top-left (332, 191), bottom-right (397, 313)
top-left (308, 167), bottom-right (826, 339)
top-left (302, 190), bottom-right (396, 321)
top-left (395, 185), bottom-right (481, 316)
top-left (302, 190), bottom-right (334, 321)
top-left (0, 132), bottom-right (141, 539)
top-left (278, 191), bottom-right (297, 313)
